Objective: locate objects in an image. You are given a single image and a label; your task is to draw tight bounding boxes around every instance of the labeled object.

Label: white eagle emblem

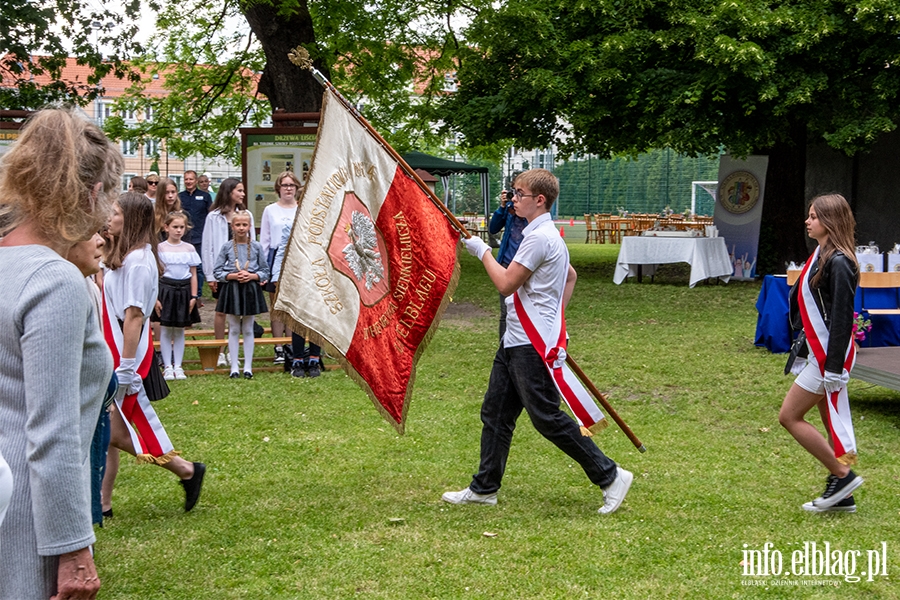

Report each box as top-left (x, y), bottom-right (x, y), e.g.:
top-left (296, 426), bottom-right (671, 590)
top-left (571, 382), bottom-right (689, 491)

top-left (342, 211), bottom-right (384, 290)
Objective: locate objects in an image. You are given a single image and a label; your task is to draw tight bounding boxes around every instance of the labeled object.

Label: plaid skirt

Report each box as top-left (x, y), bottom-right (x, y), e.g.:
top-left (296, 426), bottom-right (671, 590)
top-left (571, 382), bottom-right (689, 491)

top-left (215, 279), bottom-right (268, 316)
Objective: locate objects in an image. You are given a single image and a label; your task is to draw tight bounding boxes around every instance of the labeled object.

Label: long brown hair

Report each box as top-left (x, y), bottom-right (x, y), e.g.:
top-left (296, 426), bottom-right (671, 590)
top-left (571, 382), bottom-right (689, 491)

top-left (105, 192), bottom-right (163, 274)
top-left (210, 177), bottom-right (243, 214)
top-left (0, 108), bottom-right (123, 245)
top-left (154, 177), bottom-right (181, 232)
top-left (809, 193), bottom-right (858, 287)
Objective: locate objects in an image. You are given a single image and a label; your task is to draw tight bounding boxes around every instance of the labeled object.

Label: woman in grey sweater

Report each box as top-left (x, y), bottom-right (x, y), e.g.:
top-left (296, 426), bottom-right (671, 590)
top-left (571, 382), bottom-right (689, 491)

top-left (0, 108), bottom-right (122, 600)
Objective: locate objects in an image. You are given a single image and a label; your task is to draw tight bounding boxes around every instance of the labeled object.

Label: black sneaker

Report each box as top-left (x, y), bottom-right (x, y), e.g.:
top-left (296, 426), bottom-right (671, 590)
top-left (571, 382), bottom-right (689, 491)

top-left (812, 471), bottom-right (863, 509)
top-left (803, 495), bottom-right (856, 513)
top-left (306, 360), bottom-right (321, 378)
top-left (273, 345), bottom-right (285, 364)
top-left (229, 372), bottom-right (240, 379)
top-left (243, 371), bottom-right (253, 380)
top-left (291, 360), bottom-right (306, 378)
top-left (180, 462), bottom-right (206, 512)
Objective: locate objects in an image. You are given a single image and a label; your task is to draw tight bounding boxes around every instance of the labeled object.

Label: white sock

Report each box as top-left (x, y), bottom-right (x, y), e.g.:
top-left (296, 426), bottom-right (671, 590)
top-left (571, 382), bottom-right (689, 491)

top-left (172, 328), bottom-right (186, 368)
top-left (227, 314), bottom-right (242, 373)
top-left (242, 316), bottom-right (255, 373)
top-left (159, 326), bottom-right (174, 367)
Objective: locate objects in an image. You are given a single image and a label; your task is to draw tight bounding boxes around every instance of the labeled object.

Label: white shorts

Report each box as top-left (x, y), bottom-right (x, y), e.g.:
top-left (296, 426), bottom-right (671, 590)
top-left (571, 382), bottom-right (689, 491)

top-left (794, 347), bottom-right (825, 395)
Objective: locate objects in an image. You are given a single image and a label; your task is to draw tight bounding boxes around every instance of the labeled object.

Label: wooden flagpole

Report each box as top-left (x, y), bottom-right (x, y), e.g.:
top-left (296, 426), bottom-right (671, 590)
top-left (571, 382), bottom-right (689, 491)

top-left (565, 356), bottom-right (646, 452)
top-left (289, 47), bottom-right (471, 239)
top-left (290, 47), bottom-right (645, 453)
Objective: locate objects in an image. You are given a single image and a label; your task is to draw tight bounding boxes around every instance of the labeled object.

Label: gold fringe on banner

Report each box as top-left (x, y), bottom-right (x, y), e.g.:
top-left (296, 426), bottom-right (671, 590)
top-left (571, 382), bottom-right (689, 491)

top-left (837, 452), bottom-right (858, 466)
top-left (135, 449), bottom-right (179, 466)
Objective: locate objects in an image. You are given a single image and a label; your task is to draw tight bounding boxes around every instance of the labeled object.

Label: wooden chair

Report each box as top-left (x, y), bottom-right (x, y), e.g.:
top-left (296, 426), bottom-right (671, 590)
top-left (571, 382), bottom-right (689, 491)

top-left (859, 272), bottom-right (900, 315)
top-left (584, 214), bottom-right (600, 243)
top-left (618, 217), bottom-right (636, 237)
top-left (595, 214), bottom-right (612, 243)
top-left (462, 211), bottom-right (479, 237)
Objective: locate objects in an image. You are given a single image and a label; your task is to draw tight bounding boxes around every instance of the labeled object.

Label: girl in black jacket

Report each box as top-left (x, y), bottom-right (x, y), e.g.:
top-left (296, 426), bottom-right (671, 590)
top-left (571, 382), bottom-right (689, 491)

top-left (780, 194), bottom-right (862, 513)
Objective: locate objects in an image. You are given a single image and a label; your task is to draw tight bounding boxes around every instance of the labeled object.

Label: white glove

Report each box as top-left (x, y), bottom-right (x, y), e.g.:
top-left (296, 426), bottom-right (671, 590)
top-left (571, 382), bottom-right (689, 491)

top-left (789, 357), bottom-right (807, 376)
top-left (823, 369), bottom-right (850, 395)
top-left (463, 236), bottom-right (490, 260)
top-left (128, 371), bottom-right (144, 395)
top-left (115, 358), bottom-right (136, 400)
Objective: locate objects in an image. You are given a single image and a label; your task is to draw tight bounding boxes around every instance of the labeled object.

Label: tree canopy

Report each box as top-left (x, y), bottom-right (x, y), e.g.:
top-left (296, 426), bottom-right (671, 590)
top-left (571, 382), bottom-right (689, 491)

top-left (443, 0), bottom-right (900, 160)
top-left (1, 0), bottom-right (148, 107)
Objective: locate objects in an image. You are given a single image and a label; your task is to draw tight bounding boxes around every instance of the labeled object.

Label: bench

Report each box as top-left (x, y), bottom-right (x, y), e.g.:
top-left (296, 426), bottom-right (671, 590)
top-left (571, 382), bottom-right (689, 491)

top-left (153, 334), bottom-right (339, 375)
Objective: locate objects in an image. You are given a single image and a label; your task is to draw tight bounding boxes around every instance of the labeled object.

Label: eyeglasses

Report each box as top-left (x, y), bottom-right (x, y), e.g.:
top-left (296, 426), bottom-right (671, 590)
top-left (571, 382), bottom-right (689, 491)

top-left (513, 190), bottom-right (540, 199)
top-left (280, 184), bottom-right (297, 189)
top-left (147, 181), bottom-right (159, 185)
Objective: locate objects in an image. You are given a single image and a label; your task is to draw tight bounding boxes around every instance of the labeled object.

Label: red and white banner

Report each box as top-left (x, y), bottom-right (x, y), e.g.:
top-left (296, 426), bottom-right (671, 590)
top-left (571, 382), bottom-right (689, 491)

top-left (797, 247), bottom-right (857, 464)
top-left (273, 89), bottom-right (460, 433)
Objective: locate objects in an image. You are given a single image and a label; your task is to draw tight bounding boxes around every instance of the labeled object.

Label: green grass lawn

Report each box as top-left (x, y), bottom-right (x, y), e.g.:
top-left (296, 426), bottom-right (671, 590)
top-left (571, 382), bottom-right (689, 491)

top-left (96, 244), bottom-right (900, 599)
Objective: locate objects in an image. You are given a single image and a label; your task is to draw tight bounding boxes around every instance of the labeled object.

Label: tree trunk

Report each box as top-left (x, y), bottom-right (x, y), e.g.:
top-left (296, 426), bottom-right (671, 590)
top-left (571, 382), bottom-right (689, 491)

top-left (242, 0), bottom-right (330, 122)
top-left (756, 120), bottom-right (809, 275)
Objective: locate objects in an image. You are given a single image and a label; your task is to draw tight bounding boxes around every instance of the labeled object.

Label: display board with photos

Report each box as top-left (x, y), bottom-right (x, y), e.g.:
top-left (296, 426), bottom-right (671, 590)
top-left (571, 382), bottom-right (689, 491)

top-left (241, 122), bottom-right (319, 223)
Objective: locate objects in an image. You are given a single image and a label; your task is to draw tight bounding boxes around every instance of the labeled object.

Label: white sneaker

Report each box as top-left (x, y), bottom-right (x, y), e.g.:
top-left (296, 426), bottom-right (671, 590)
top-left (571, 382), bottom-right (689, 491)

top-left (598, 467), bottom-right (633, 514)
top-left (174, 367), bottom-right (187, 380)
top-left (441, 487), bottom-right (497, 505)
top-left (217, 352), bottom-right (227, 367)
top-left (163, 366), bottom-right (175, 381)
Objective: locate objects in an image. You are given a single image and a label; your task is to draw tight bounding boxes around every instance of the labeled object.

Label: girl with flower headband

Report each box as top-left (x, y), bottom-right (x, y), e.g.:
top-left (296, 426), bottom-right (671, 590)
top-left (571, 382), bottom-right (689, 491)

top-left (213, 210), bottom-right (269, 378)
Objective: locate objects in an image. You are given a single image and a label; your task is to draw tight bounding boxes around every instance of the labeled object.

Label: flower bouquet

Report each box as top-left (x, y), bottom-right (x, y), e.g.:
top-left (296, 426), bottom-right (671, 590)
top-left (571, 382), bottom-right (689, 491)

top-left (852, 312), bottom-right (872, 342)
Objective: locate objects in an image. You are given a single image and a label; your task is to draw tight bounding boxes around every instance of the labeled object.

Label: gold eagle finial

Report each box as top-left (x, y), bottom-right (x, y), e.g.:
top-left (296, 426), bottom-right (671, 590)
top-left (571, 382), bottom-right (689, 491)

top-left (288, 46), bottom-right (313, 69)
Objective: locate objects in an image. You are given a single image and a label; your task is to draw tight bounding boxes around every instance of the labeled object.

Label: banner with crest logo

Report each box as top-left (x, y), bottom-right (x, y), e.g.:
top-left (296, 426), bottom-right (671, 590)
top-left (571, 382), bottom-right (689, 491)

top-left (273, 89), bottom-right (460, 433)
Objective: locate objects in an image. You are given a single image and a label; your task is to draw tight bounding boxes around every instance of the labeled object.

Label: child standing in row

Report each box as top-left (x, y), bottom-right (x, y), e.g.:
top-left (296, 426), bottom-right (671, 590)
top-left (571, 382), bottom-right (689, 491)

top-left (213, 210), bottom-right (269, 379)
top-left (154, 211), bottom-right (202, 380)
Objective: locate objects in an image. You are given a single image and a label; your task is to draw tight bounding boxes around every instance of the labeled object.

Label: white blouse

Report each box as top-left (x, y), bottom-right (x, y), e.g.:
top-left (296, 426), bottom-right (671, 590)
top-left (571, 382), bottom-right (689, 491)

top-left (158, 241), bottom-right (201, 280)
top-left (103, 245), bottom-right (159, 321)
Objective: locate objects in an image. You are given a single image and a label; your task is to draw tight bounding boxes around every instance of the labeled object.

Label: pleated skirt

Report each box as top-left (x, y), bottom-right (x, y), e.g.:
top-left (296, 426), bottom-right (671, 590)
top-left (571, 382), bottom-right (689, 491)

top-left (215, 280), bottom-right (268, 316)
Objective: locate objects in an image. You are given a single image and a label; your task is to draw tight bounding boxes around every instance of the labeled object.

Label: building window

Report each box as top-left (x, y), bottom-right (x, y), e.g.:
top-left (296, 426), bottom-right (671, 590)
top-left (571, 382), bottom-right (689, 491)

top-left (443, 72), bottom-right (458, 92)
top-left (145, 139), bottom-right (159, 156)
top-left (121, 140), bottom-right (138, 157)
top-left (121, 173), bottom-right (137, 192)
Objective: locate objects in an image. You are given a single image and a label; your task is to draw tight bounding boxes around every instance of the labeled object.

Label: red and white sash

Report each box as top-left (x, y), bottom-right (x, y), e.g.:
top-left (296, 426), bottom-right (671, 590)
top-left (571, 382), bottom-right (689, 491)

top-left (797, 247), bottom-right (857, 464)
top-left (102, 289), bottom-right (176, 464)
top-left (513, 289), bottom-right (607, 434)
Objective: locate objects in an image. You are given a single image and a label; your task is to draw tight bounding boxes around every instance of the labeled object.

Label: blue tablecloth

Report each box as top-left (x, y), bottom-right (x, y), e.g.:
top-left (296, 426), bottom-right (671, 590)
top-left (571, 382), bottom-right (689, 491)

top-left (755, 275), bottom-right (900, 353)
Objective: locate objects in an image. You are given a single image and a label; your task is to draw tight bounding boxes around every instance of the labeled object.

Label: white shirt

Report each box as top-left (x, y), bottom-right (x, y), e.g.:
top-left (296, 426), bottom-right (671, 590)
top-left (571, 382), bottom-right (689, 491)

top-left (103, 244), bottom-right (159, 321)
top-left (158, 240), bottom-right (201, 280)
top-left (503, 212), bottom-right (569, 348)
top-left (259, 203), bottom-right (297, 256)
top-left (201, 209), bottom-right (256, 282)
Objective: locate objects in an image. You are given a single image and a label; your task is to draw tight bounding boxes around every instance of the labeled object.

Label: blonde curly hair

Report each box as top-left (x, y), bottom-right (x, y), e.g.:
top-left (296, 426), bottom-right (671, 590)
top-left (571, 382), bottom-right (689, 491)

top-left (0, 107), bottom-right (123, 246)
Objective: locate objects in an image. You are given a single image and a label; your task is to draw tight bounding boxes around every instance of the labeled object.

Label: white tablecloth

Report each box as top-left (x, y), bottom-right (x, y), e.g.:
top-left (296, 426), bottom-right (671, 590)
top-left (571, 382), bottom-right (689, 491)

top-left (613, 237), bottom-right (733, 287)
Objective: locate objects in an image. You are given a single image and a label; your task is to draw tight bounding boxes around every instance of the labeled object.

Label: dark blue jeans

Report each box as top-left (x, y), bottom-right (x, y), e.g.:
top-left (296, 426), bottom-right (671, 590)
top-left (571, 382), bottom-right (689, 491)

top-left (90, 409), bottom-right (111, 525)
top-left (194, 242), bottom-right (206, 295)
top-left (470, 344), bottom-right (618, 494)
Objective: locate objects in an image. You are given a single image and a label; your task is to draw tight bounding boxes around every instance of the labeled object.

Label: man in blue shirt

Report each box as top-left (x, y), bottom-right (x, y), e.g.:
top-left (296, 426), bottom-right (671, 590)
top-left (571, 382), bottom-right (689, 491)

top-left (179, 170), bottom-right (213, 295)
top-left (488, 189), bottom-right (528, 338)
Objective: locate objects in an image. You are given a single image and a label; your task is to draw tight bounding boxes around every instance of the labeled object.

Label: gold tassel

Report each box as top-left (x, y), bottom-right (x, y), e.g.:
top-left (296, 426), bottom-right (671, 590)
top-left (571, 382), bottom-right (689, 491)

top-left (135, 450), bottom-right (180, 466)
top-left (579, 426), bottom-right (593, 437)
top-left (837, 452), bottom-right (858, 466)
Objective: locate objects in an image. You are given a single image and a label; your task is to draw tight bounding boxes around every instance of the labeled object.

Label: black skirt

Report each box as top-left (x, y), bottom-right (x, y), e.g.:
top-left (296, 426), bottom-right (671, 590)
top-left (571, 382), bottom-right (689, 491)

top-left (216, 279), bottom-right (268, 316)
top-left (151, 277), bottom-right (201, 327)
